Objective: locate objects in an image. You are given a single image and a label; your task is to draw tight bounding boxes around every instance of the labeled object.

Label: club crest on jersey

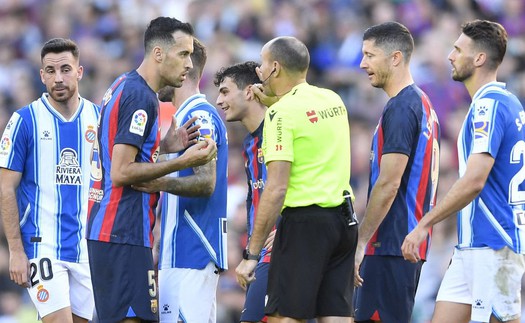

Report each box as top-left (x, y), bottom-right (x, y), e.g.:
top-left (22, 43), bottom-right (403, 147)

top-left (257, 148), bottom-right (264, 164)
top-left (130, 109), bottom-right (148, 136)
top-left (85, 126), bottom-right (96, 143)
top-left (36, 285), bottom-right (49, 303)
top-left (55, 148), bottom-right (82, 185)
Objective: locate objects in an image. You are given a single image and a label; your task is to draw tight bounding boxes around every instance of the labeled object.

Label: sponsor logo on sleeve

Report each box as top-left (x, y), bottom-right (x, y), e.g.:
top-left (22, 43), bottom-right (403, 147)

top-left (306, 110), bottom-right (318, 123)
top-left (193, 112), bottom-right (215, 140)
top-left (102, 88), bottom-right (113, 106)
top-left (0, 136), bottom-right (10, 151)
top-left (268, 110), bottom-right (277, 122)
top-left (474, 121), bottom-right (489, 140)
top-left (5, 119), bottom-right (13, 130)
top-left (130, 109), bottom-right (148, 136)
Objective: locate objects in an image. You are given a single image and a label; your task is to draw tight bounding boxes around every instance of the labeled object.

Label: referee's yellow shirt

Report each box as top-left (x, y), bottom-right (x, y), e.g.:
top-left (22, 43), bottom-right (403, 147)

top-left (262, 82), bottom-right (353, 208)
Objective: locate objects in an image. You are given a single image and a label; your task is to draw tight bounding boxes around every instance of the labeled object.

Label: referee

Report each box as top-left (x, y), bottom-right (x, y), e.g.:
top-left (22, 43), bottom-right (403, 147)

top-left (235, 36), bottom-right (358, 322)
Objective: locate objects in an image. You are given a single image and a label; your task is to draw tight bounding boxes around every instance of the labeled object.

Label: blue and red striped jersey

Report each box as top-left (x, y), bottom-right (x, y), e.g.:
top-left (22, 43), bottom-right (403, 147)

top-left (366, 84), bottom-right (440, 260)
top-left (87, 70), bottom-right (160, 247)
top-left (242, 121), bottom-right (272, 263)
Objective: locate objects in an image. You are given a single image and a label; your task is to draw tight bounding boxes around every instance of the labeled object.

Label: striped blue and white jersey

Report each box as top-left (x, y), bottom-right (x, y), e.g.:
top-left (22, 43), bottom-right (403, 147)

top-left (0, 93), bottom-right (100, 262)
top-left (159, 94), bottom-right (228, 270)
top-left (457, 81), bottom-right (525, 253)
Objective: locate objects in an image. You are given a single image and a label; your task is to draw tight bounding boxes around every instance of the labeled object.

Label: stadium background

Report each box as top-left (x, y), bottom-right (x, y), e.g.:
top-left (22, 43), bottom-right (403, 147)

top-left (0, 0), bottom-right (524, 322)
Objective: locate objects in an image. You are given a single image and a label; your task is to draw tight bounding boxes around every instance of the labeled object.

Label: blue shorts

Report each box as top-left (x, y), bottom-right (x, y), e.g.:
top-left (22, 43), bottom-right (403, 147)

top-left (88, 240), bottom-right (158, 323)
top-left (240, 262), bottom-right (270, 322)
top-left (354, 255), bottom-right (423, 322)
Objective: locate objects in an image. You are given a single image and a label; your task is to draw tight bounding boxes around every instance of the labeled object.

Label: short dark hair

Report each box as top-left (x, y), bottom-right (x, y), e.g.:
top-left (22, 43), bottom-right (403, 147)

top-left (363, 21), bottom-right (414, 62)
top-left (188, 38), bottom-right (206, 81)
top-left (144, 17), bottom-right (194, 53)
top-left (41, 38), bottom-right (79, 62)
top-left (461, 20), bottom-right (507, 70)
top-left (268, 37), bottom-right (309, 73)
top-left (214, 61), bottom-right (260, 89)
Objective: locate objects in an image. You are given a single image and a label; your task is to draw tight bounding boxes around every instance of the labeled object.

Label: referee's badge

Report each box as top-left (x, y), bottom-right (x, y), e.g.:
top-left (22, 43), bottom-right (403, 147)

top-left (151, 299), bottom-right (158, 314)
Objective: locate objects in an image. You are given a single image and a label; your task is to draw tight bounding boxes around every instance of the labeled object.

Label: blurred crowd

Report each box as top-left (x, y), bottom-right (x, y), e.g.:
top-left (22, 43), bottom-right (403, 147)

top-left (0, 0), bottom-right (524, 322)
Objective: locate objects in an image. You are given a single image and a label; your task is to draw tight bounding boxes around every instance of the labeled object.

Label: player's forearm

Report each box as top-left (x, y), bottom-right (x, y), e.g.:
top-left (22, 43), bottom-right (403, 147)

top-left (0, 190), bottom-right (24, 252)
top-left (157, 161), bottom-right (216, 197)
top-left (248, 187), bottom-right (285, 255)
top-left (358, 181), bottom-right (398, 246)
top-left (419, 175), bottom-right (482, 230)
top-left (162, 174), bottom-right (215, 197)
top-left (112, 157), bottom-right (198, 187)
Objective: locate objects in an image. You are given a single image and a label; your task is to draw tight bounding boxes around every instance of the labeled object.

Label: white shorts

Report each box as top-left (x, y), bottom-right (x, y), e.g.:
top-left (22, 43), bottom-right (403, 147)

top-left (159, 262), bottom-right (220, 323)
top-left (27, 257), bottom-right (94, 320)
top-left (436, 247), bottom-right (525, 322)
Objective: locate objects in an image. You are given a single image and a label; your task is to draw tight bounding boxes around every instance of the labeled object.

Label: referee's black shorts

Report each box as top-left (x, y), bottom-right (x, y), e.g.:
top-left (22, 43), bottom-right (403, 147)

top-left (265, 204), bottom-right (358, 319)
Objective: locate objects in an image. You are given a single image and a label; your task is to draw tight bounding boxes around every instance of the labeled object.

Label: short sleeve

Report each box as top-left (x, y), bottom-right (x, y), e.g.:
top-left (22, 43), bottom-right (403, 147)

top-left (114, 89), bottom-right (158, 148)
top-left (471, 97), bottom-right (502, 157)
top-left (262, 105), bottom-right (294, 163)
top-left (0, 112), bottom-right (28, 173)
top-left (381, 104), bottom-right (419, 156)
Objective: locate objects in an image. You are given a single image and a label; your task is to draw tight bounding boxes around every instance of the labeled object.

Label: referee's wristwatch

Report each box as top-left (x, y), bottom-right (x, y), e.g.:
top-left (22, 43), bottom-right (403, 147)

top-left (243, 248), bottom-right (261, 261)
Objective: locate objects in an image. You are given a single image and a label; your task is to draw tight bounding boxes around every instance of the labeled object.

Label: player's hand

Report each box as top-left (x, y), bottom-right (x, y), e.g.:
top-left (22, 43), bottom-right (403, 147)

top-left (161, 115), bottom-right (200, 154)
top-left (235, 259), bottom-right (258, 290)
top-left (354, 243), bottom-right (365, 287)
top-left (180, 138), bottom-right (217, 168)
top-left (401, 226), bottom-right (427, 263)
top-left (9, 250), bottom-right (30, 288)
top-left (249, 84), bottom-right (279, 107)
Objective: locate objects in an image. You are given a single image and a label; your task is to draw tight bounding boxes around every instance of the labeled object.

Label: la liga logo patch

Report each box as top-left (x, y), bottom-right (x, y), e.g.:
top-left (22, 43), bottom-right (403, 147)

top-left (130, 109), bottom-right (148, 136)
top-left (0, 137), bottom-right (10, 151)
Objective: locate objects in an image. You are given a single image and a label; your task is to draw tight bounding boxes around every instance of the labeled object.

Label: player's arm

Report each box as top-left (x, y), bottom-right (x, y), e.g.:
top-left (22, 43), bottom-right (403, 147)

top-left (402, 153), bottom-right (494, 262)
top-left (236, 160), bottom-right (290, 287)
top-left (0, 168), bottom-right (30, 287)
top-left (354, 152), bottom-right (408, 285)
top-left (133, 160), bottom-right (216, 197)
top-left (358, 153), bottom-right (408, 246)
top-left (110, 137), bottom-right (217, 187)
